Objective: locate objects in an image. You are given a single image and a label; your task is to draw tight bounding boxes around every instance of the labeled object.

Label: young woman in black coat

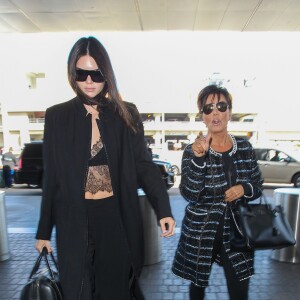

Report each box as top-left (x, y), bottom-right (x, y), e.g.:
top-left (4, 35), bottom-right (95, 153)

top-left (35, 36), bottom-right (176, 300)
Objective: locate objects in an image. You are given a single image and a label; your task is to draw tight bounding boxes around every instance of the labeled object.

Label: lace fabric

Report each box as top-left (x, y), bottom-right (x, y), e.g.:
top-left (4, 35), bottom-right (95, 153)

top-left (84, 110), bottom-right (113, 196)
top-left (91, 139), bottom-right (103, 158)
top-left (85, 165), bottom-right (113, 194)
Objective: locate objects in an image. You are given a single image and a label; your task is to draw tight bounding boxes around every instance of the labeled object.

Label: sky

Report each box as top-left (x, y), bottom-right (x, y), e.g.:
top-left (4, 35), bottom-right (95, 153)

top-left (1, 31), bottom-right (300, 125)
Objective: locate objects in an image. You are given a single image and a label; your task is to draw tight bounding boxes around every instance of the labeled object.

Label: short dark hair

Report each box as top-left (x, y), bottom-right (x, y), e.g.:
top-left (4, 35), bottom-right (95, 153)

top-left (197, 84), bottom-right (232, 114)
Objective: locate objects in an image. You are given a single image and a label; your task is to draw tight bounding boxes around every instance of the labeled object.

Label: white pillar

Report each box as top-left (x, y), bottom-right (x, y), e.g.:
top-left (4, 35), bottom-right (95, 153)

top-left (154, 113), bottom-right (161, 123)
top-left (153, 132), bottom-right (162, 146)
top-left (188, 113), bottom-right (197, 122)
top-left (0, 191), bottom-right (10, 261)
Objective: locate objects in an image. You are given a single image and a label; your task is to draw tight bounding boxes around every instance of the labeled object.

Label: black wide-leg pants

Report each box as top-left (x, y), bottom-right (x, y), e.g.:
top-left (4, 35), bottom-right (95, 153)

top-left (81, 196), bottom-right (132, 300)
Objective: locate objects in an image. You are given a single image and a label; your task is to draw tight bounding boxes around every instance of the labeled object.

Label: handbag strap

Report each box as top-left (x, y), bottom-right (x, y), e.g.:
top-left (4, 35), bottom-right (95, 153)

top-left (28, 247), bottom-right (63, 300)
top-left (28, 247), bottom-right (58, 280)
top-left (240, 193), bottom-right (273, 214)
top-left (28, 248), bottom-right (44, 279)
top-left (43, 249), bottom-right (63, 300)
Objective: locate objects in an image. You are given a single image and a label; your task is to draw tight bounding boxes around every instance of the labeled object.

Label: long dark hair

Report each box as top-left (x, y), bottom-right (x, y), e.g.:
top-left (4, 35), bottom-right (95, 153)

top-left (67, 36), bottom-right (137, 132)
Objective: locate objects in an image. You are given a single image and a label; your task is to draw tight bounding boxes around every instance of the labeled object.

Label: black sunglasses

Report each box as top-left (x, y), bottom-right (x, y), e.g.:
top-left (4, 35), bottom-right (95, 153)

top-left (201, 102), bottom-right (229, 115)
top-left (75, 69), bottom-right (105, 83)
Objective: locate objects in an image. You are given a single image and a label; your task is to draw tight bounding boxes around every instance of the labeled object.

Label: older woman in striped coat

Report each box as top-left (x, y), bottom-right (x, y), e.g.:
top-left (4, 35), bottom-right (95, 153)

top-left (172, 85), bottom-right (263, 300)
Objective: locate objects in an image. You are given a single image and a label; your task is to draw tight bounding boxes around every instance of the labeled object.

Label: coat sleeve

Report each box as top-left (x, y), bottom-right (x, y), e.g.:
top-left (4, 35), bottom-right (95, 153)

top-left (126, 102), bottom-right (173, 220)
top-left (36, 108), bottom-right (58, 240)
top-left (179, 144), bottom-right (207, 204)
top-left (241, 143), bottom-right (263, 201)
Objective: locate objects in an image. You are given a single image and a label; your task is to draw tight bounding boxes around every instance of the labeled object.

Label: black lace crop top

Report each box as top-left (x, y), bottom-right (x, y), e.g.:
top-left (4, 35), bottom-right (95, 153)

top-left (85, 137), bottom-right (113, 194)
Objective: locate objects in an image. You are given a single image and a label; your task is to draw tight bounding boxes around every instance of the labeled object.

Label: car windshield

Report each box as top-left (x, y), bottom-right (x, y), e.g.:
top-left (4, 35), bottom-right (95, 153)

top-left (271, 148), bottom-right (300, 162)
top-left (255, 146), bottom-right (300, 162)
top-left (288, 149), bottom-right (300, 162)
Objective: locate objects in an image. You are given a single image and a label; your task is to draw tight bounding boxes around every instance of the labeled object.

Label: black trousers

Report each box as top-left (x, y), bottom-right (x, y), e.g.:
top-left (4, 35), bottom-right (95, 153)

top-left (81, 197), bottom-right (134, 300)
top-left (190, 214), bottom-right (249, 300)
top-left (2, 165), bottom-right (12, 187)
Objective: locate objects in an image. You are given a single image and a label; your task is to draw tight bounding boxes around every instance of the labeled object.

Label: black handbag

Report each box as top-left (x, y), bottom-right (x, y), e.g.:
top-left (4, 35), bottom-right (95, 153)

top-left (20, 247), bottom-right (63, 300)
top-left (230, 205), bottom-right (252, 252)
top-left (230, 196), bottom-right (296, 252)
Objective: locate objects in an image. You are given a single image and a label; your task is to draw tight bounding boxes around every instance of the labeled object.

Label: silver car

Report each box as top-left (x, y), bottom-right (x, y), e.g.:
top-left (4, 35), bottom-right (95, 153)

top-left (254, 147), bottom-right (300, 187)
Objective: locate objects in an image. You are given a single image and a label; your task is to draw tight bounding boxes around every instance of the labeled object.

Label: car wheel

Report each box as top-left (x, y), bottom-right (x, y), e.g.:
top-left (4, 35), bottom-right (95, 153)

top-left (293, 174), bottom-right (300, 187)
top-left (171, 165), bottom-right (180, 176)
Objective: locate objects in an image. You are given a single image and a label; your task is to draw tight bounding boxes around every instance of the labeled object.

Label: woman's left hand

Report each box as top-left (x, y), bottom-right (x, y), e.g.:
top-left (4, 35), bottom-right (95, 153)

top-left (159, 217), bottom-right (176, 238)
top-left (224, 184), bottom-right (244, 202)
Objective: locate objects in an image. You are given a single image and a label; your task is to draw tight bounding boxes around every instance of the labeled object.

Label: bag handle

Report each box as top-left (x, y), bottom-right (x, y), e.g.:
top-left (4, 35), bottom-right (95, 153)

top-left (28, 247), bottom-right (63, 299)
top-left (229, 189), bottom-right (269, 234)
top-left (29, 247), bottom-right (58, 280)
top-left (239, 193), bottom-right (273, 215)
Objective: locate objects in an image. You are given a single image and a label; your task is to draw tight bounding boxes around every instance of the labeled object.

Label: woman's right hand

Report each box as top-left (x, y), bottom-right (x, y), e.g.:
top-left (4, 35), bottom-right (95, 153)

top-left (35, 239), bottom-right (52, 253)
top-left (192, 132), bottom-right (212, 157)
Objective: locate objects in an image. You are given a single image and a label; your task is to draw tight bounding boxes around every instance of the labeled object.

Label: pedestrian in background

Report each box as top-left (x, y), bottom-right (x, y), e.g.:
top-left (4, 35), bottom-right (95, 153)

top-left (2, 147), bottom-right (17, 188)
top-left (35, 36), bottom-right (175, 300)
top-left (172, 85), bottom-right (263, 300)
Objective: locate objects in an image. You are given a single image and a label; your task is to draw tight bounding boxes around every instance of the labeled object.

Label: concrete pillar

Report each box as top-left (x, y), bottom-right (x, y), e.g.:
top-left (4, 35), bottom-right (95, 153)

top-left (188, 113), bottom-right (197, 122)
top-left (154, 113), bottom-right (162, 123)
top-left (153, 132), bottom-right (162, 146)
top-left (0, 191), bottom-right (10, 261)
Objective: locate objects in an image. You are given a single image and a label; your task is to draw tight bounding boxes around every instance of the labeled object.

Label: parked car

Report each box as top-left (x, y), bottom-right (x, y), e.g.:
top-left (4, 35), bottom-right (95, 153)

top-left (14, 142), bottom-right (175, 190)
top-left (152, 158), bottom-right (175, 190)
top-left (14, 141), bottom-right (43, 187)
top-left (254, 146), bottom-right (300, 187)
top-left (152, 152), bottom-right (182, 176)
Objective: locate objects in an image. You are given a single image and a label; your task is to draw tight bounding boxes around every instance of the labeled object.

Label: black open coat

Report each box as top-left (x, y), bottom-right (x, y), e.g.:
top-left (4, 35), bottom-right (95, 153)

top-left (36, 97), bottom-right (172, 300)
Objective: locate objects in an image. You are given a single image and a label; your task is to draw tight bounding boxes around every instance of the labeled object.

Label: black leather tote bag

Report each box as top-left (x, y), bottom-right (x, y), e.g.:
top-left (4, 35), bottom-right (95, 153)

top-left (20, 247), bottom-right (63, 300)
top-left (230, 196), bottom-right (296, 252)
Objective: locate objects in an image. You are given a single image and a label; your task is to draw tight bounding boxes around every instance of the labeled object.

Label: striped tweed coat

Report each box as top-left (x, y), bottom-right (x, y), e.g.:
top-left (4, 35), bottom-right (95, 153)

top-left (172, 136), bottom-right (263, 287)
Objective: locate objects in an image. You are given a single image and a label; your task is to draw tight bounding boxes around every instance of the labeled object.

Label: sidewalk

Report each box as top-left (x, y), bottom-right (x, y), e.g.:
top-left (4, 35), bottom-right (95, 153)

top-left (1, 187), bottom-right (300, 299)
top-left (1, 232), bottom-right (300, 300)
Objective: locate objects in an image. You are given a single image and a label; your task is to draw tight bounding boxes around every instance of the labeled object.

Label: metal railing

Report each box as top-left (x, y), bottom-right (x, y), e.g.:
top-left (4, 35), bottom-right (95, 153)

top-left (28, 118), bottom-right (45, 123)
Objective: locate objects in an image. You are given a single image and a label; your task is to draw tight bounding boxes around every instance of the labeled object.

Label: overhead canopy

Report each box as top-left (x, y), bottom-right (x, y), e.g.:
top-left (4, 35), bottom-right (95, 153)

top-left (0, 0), bottom-right (300, 33)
